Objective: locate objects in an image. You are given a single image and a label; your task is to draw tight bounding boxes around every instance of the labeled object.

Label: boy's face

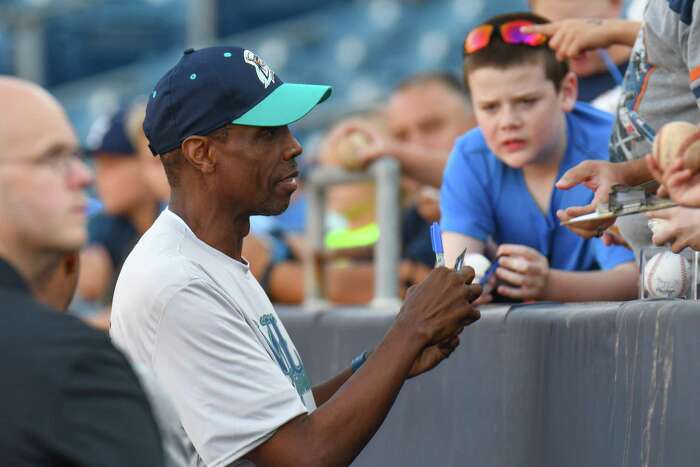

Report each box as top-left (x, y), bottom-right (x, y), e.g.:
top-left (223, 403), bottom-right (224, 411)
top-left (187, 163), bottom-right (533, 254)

top-left (467, 61), bottom-right (576, 169)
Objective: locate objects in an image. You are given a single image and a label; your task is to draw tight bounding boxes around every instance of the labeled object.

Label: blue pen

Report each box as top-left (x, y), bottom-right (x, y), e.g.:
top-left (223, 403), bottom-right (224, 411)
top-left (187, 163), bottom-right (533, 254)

top-left (479, 259), bottom-right (500, 287)
top-left (430, 222), bottom-right (445, 267)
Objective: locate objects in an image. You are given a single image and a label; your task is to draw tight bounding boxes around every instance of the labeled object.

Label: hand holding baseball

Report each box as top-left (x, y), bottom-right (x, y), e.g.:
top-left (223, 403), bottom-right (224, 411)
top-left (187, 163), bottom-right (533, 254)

top-left (647, 206), bottom-right (700, 253)
top-left (646, 121), bottom-right (700, 207)
top-left (495, 244), bottom-right (550, 301)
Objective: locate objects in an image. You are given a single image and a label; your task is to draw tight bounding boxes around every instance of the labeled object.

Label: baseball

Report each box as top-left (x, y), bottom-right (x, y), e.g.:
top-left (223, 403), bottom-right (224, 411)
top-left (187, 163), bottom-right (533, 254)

top-left (463, 253), bottom-right (491, 282)
top-left (643, 251), bottom-right (691, 299)
top-left (335, 131), bottom-right (369, 171)
top-left (652, 121), bottom-right (700, 172)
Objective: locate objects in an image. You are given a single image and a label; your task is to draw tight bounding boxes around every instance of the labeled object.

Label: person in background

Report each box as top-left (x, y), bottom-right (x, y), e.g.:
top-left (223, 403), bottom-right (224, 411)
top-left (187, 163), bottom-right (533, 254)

top-left (0, 75), bottom-right (164, 466)
top-left (529, 0), bottom-right (631, 105)
top-left (324, 72), bottom-right (478, 272)
top-left (328, 72), bottom-right (475, 188)
top-left (440, 12), bottom-right (638, 302)
top-left (77, 106), bottom-right (167, 329)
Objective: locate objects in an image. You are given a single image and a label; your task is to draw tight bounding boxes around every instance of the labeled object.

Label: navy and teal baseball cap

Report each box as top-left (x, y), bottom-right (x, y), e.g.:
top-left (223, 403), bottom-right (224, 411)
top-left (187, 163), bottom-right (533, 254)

top-left (144, 46), bottom-right (332, 155)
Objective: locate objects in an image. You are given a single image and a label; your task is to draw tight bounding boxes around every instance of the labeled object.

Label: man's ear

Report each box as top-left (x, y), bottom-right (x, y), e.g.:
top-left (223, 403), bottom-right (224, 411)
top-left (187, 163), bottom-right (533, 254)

top-left (181, 136), bottom-right (216, 174)
top-left (558, 71), bottom-right (578, 113)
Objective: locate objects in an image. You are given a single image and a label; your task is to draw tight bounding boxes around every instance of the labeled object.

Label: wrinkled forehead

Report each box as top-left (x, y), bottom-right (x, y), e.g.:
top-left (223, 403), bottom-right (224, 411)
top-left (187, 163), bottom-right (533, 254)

top-left (387, 83), bottom-right (467, 125)
top-left (0, 81), bottom-right (77, 160)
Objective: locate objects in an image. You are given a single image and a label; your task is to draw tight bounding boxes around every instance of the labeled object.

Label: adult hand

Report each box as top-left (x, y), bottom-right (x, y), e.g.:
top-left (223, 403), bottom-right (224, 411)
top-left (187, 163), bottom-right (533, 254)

top-left (407, 334), bottom-right (461, 378)
top-left (555, 160), bottom-right (623, 238)
top-left (495, 244), bottom-right (550, 301)
top-left (652, 157), bottom-right (700, 208)
top-left (321, 118), bottom-right (397, 170)
top-left (522, 18), bottom-right (629, 62)
top-left (647, 206), bottom-right (700, 252)
top-left (396, 267), bottom-right (481, 348)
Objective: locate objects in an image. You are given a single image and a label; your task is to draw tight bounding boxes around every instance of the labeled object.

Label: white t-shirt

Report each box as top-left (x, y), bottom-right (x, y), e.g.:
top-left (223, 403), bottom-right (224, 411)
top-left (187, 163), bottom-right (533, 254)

top-left (110, 209), bottom-right (315, 467)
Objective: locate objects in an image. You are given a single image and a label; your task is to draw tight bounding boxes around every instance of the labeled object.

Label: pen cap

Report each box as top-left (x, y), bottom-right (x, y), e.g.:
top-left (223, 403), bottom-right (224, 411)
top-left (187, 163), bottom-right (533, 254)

top-left (430, 222), bottom-right (444, 254)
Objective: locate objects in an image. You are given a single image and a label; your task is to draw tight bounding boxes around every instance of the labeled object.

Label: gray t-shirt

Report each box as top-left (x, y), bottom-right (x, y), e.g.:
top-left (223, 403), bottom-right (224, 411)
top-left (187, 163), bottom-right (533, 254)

top-left (111, 209), bottom-right (314, 467)
top-left (609, 0), bottom-right (700, 255)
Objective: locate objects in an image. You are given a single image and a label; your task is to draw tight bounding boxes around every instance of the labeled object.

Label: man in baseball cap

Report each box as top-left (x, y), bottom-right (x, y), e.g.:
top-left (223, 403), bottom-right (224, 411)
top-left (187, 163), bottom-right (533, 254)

top-left (110, 46), bottom-right (480, 466)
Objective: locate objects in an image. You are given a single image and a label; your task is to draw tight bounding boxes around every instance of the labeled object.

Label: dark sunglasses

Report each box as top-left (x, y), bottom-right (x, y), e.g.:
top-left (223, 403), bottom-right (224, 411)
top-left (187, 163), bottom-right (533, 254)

top-left (464, 20), bottom-right (547, 55)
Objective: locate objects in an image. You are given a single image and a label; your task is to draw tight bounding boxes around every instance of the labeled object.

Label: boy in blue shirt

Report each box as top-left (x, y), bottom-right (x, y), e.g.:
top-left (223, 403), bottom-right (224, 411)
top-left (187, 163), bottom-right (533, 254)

top-left (440, 12), bottom-right (637, 302)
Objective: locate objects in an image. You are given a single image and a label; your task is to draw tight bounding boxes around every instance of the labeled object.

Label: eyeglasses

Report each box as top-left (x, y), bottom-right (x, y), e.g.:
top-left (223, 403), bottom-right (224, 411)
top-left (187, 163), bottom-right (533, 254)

top-left (0, 149), bottom-right (86, 176)
top-left (464, 20), bottom-right (547, 55)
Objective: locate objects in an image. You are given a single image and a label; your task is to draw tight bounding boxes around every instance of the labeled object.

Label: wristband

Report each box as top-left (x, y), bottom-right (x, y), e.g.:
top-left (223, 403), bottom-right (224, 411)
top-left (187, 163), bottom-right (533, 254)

top-left (351, 351), bottom-right (369, 374)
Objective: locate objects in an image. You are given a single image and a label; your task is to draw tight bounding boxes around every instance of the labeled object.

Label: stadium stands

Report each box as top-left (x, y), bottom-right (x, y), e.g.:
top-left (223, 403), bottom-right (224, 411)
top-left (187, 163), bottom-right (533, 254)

top-left (2, 0), bottom-right (528, 145)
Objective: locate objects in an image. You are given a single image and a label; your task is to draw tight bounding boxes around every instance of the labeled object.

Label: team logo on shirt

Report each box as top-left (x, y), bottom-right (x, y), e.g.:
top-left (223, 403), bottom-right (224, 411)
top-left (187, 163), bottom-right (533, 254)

top-left (259, 314), bottom-right (311, 399)
top-left (244, 50), bottom-right (275, 89)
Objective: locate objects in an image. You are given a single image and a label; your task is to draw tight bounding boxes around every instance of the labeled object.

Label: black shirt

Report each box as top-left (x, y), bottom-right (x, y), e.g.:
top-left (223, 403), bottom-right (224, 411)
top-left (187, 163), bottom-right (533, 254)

top-left (0, 259), bottom-right (165, 466)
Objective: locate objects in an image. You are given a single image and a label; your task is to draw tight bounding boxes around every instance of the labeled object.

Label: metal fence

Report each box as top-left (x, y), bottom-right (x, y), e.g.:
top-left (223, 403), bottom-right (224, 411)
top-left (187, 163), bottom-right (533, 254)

top-left (304, 157), bottom-right (402, 310)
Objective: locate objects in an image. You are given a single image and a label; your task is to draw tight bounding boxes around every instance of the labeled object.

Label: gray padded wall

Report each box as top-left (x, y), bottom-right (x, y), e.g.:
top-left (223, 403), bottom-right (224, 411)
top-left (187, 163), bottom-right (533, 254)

top-left (277, 301), bottom-right (700, 467)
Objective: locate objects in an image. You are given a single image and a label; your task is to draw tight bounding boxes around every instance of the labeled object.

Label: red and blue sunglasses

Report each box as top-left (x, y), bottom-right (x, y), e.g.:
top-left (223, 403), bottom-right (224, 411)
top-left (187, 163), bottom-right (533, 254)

top-left (464, 20), bottom-right (547, 55)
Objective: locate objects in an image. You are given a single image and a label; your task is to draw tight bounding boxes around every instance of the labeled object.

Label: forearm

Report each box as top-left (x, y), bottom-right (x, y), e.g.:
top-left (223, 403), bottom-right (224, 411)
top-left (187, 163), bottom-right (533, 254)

top-left (542, 263), bottom-right (638, 302)
top-left (618, 157), bottom-right (653, 186)
top-left (609, 19), bottom-right (642, 47)
top-left (247, 325), bottom-right (424, 467)
top-left (311, 367), bottom-right (353, 406)
top-left (390, 144), bottom-right (448, 188)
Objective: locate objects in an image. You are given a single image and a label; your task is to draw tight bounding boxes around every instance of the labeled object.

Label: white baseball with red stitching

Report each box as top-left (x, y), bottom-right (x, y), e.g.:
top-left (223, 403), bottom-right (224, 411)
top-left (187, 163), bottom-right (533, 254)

top-left (644, 251), bottom-right (691, 298)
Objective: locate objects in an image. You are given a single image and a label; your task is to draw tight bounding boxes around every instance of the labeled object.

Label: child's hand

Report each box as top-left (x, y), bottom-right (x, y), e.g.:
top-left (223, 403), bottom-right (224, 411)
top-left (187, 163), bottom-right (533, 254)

top-left (494, 244), bottom-right (550, 301)
top-left (522, 19), bottom-right (634, 62)
top-left (647, 207), bottom-right (700, 252)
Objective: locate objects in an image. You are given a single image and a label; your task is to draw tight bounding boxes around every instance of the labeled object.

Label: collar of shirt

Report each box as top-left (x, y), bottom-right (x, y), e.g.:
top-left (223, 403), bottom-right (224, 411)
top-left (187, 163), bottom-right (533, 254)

top-left (0, 258), bottom-right (30, 295)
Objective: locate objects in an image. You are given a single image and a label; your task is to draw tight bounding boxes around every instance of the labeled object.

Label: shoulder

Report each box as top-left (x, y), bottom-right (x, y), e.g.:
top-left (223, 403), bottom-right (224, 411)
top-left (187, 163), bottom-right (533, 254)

top-left (568, 102), bottom-right (614, 159)
top-left (88, 211), bottom-right (131, 232)
top-left (446, 128), bottom-right (501, 174)
top-left (0, 296), bottom-right (130, 386)
top-left (570, 101), bottom-right (615, 127)
top-left (452, 127), bottom-right (491, 156)
top-left (87, 211), bottom-right (135, 245)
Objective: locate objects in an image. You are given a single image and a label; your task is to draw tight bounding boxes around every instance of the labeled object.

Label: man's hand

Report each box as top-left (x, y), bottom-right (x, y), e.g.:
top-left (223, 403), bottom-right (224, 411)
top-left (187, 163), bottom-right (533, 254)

top-left (522, 19), bottom-right (622, 62)
top-left (650, 156), bottom-right (700, 208)
top-left (495, 244), bottom-right (550, 301)
top-left (396, 267), bottom-right (481, 348)
top-left (555, 160), bottom-right (625, 238)
top-left (321, 118), bottom-right (396, 170)
top-left (647, 206), bottom-right (700, 252)
top-left (407, 335), bottom-right (461, 378)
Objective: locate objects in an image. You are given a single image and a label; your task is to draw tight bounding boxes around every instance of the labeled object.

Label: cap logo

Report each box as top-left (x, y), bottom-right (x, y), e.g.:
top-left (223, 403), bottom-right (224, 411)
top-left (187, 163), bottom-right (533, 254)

top-left (243, 49), bottom-right (275, 88)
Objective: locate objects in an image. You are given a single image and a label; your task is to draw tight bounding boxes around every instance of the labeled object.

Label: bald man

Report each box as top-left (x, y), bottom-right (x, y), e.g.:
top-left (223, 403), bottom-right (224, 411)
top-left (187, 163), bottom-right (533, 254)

top-left (0, 76), bottom-right (165, 466)
top-left (331, 72), bottom-right (475, 187)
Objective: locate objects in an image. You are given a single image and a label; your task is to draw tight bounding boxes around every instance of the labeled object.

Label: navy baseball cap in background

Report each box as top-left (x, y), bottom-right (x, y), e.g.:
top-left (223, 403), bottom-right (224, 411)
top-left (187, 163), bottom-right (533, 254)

top-left (144, 46), bottom-right (332, 156)
top-left (86, 108), bottom-right (136, 157)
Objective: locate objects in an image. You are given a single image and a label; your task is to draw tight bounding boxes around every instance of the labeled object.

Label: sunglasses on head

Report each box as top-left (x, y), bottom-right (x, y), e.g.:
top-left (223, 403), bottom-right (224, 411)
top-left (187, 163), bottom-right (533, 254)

top-left (464, 20), bottom-right (547, 55)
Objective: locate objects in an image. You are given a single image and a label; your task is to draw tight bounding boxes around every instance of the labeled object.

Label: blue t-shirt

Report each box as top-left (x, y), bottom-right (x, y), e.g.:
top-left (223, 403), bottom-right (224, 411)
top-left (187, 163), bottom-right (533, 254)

top-left (440, 102), bottom-right (634, 272)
